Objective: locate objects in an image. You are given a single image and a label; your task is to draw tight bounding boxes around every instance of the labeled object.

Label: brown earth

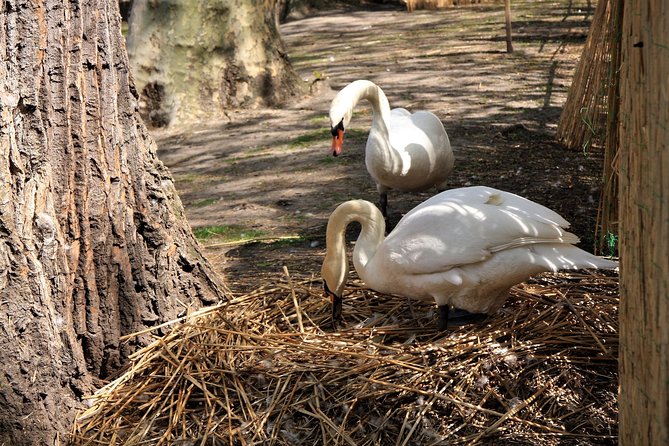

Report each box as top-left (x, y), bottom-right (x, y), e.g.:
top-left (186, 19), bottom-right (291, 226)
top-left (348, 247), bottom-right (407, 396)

top-left (152, 0), bottom-right (603, 296)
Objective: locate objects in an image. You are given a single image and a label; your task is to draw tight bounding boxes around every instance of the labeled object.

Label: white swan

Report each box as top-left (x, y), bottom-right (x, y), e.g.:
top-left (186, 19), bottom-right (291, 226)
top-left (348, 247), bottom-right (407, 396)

top-left (329, 80), bottom-right (454, 217)
top-left (321, 186), bottom-right (618, 330)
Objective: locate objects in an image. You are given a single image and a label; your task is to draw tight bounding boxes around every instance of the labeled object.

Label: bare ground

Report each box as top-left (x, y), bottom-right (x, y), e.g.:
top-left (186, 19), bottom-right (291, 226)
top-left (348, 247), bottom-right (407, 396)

top-left (152, 0), bottom-right (602, 295)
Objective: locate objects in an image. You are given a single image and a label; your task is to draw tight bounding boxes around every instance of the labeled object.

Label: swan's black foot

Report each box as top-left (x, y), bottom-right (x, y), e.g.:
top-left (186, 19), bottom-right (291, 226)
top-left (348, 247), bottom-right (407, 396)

top-left (437, 305), bottom-right (450, 331)
top-left (437, 305), bottom-right (488, 330)
top-left (379, 192), bottom-right (388, 219)
top-left (448, 308), bottom-right (488, 326)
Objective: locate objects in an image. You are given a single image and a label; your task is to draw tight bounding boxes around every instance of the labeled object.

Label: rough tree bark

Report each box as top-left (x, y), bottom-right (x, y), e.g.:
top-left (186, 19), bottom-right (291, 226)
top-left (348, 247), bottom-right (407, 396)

top-left (618, 0), bottom-right (669, 445)
top-left (126, 0), bottom-right (305, 127)
top-left (0, 1), bottom-right (227, 444)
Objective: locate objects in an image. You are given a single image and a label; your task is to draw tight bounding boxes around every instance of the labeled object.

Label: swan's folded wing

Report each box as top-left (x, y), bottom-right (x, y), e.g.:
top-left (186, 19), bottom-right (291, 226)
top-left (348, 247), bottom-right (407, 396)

top-left (384, 186), bottom-right (580, 275)
top-left (389, 109), bottom-right (447, 152)
top-left (487, 189), bottom-right (571, 228)
top-left (390, 107), bottom-right (411, 118)
top-left (382, 232), bottom-right (492, 275)
top-left (408, 110), bottom-right (447, 136)
top-left (412, 186), bottom-right (570, 227)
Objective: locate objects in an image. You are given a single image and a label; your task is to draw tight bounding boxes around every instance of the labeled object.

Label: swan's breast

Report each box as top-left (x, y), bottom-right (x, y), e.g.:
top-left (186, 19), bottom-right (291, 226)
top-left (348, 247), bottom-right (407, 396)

top-left (365, 108), bottom-right (453, 192)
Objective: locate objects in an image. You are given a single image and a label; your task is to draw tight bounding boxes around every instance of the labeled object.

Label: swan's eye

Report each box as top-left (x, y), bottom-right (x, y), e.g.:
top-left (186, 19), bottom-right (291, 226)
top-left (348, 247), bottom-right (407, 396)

top-left (331, 120), bottom-right (344, 137)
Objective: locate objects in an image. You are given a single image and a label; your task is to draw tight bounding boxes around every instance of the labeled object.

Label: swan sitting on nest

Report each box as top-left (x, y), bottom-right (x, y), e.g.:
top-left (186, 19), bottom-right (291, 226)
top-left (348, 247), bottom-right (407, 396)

top-left (321, 186), bottom-right (618, 331)
top-left (329, 79), bottom-right (454, 218)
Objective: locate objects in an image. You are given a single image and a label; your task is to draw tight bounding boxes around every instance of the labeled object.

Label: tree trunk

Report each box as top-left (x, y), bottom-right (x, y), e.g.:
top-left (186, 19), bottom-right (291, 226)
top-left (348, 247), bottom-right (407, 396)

top-left (618, 0), bottom-right (669, 444)
top-left (0, 1), bottom-right (228, 444)
top-left (126, 0), bottom-right (305, 127)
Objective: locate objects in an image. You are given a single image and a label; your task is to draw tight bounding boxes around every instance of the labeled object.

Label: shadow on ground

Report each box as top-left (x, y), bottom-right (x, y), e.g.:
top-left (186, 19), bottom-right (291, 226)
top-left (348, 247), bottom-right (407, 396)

top-left (152, 0), bottom-right (602, 294)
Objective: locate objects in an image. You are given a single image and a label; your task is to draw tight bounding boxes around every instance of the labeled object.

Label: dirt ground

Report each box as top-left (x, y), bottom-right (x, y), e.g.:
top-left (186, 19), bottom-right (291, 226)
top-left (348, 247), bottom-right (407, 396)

top-left (152, 0), bottom-right (602, 295)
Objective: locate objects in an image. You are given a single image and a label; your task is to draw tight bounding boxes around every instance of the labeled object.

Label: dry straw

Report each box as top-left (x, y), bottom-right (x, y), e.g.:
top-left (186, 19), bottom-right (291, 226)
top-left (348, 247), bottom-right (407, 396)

top-left (557, 0), bottom-right (617, 153)
top-left (556, 0), bottom-right (624, 255)
top-left (73, 269), bottom-right (618, 445)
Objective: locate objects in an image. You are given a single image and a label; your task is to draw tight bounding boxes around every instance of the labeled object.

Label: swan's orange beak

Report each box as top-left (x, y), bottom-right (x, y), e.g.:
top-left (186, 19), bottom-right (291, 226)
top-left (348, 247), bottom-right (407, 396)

top-left (331, 128), bottom-right (343, 157)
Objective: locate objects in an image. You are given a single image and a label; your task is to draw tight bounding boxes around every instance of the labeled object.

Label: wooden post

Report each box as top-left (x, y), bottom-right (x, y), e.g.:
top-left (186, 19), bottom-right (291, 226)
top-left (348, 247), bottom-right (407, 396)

top-left (504, 0), bottom-right (514, 53)
top-left (618, 0), bottom-right (669, 444)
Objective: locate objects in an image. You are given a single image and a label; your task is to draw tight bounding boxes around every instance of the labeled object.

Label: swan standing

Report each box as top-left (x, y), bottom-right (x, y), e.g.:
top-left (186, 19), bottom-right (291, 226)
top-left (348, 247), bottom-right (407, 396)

top-left (321, 186), bottom-right (618, 330)
top-left (329, 80), bottom-right (454, 217)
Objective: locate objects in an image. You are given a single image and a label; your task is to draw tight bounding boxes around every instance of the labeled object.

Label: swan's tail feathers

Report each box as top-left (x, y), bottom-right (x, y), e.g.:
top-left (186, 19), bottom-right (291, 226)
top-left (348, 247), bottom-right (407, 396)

top-left (531, 245), bottom-right (619, 272)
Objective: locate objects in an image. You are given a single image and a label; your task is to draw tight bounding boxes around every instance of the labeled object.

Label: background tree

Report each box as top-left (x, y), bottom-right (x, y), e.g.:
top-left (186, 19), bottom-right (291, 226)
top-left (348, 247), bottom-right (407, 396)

top-left (618, 0), bottom-right (669, 444)
top-left (126, 0), bottom-right (305, 126)
top-left (0, 1), bottom-right (227, 444)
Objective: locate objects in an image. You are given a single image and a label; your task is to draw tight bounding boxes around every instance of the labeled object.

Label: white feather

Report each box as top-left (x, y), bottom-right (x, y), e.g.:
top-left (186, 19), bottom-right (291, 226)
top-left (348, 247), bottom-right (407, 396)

top-left (329, 80), bottom-right (454, 213)
top-left (322, 186), bottom-right (618, 318)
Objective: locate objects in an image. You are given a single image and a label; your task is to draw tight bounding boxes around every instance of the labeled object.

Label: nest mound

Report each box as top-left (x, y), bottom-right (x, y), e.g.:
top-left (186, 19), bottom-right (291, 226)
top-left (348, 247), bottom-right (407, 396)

top-left (73, 270), bottom-right (618, 445)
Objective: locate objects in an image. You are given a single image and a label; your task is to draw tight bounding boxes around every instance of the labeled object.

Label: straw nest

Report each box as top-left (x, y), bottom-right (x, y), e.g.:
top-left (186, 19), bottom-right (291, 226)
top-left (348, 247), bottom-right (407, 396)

top-left (73, 268), bottom-right (619, 445)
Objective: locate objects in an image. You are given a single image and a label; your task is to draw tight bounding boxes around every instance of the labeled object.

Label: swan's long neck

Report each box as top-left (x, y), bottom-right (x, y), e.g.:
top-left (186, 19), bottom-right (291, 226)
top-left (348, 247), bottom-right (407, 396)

top-left (330, 80), bottom-right (392, 136)
top-left (322, 200), bottom-right (386, 296)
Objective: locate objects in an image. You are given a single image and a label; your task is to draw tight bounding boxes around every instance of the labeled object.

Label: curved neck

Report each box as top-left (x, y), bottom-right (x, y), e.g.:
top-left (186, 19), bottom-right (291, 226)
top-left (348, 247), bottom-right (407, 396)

top-left (322, 200), bottom-right (386, 296)
top-left (331, 80), bottom-right (392, 135)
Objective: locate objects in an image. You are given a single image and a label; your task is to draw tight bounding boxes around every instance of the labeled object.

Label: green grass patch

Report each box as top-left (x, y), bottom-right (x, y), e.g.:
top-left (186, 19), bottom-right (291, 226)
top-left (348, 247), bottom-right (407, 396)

top-left (342, 128), bottom-right (369, 139)
top-left (318, 156), bottom-right (339, 165)
top-left (193, 225), bottom-right (267, 243)
top-left (191, 197), bottom-right (219, 208)
top-left (309, 115), bottom-right (329, 125)
top-left (246, 145), bottom-right (271, 154)
top-left (289, 130), bottom-right (330, 149)
top-left (266, 235), bottom-right (308, 249)
top-left (174, 173), bottom-right (199, 184)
